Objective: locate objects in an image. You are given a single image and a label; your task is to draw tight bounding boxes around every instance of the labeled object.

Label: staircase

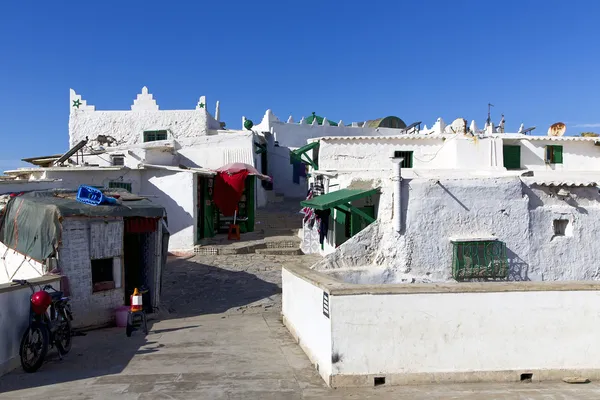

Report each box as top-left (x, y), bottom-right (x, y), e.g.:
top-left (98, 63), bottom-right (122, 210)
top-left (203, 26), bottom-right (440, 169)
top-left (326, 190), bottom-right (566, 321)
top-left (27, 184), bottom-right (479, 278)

top-left (194, 196), bottom-right (309, 256)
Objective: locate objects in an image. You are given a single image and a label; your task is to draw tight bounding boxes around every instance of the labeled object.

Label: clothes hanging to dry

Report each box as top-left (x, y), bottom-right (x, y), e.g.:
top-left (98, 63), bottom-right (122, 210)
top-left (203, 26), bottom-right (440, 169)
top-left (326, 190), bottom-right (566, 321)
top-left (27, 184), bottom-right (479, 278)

top-left (315, 209), bottom-right (331, 244)
top-left (213, 170), bottom-right (249, 216)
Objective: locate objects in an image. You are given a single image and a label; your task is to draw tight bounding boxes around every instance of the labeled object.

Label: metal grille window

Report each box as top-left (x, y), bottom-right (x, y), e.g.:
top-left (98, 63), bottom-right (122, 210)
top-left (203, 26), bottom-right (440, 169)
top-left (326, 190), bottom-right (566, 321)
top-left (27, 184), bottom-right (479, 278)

top-left (111, 155), bottom-right (125, 166)
top-left (545, 145), bottom-right (563, 164)
top-left (143, 130), bottom-right (168, 142)
top-left (109, 181), bottom-right (132, 193)
top-left (452, 240), bottom-right (508, 280)
top-left (393, 151), bottom-right (413, 168)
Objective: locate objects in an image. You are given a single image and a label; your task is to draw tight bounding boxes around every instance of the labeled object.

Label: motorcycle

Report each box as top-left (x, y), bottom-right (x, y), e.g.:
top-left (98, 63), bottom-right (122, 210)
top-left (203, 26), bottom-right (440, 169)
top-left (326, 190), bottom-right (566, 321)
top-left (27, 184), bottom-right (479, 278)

top-left (12, 279), bottom-right (74, 373)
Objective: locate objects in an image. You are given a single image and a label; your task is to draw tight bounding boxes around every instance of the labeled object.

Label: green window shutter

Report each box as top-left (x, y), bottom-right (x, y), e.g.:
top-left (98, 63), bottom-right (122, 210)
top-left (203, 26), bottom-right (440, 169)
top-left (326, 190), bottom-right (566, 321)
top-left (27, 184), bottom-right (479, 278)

top-left (503, 145), bottom-right (521, 169)
top-left (553, 145), bottom-right (563, 164)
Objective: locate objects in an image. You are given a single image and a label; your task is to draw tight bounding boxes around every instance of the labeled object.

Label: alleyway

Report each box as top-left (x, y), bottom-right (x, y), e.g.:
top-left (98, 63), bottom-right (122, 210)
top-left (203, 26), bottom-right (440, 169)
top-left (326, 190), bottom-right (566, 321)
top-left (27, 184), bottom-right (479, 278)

top-left (2, 255), bottom-right (600, 399)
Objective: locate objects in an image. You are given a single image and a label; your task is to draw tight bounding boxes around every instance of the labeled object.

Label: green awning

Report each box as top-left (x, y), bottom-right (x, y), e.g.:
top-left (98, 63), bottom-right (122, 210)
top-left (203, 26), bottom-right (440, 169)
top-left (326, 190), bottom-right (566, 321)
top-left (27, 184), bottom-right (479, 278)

top-left (300, 188), bottom-right (379, 210)
top-left (290, 141), bottom-right (319, 168)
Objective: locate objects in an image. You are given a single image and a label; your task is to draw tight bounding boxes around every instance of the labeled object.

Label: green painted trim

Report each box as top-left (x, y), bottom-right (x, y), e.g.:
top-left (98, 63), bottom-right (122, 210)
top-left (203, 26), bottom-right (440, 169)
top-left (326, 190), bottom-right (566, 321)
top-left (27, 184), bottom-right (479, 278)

top-left (347, 204), bottom-right (376, 224)
top-left (300, 188), bottom-right (379, 210)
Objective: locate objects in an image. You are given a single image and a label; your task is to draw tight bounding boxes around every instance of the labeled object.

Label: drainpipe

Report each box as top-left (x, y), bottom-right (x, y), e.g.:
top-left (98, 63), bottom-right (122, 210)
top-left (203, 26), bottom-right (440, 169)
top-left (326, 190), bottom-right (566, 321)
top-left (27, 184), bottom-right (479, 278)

top-left (390, 154), bottom-right (403, 233)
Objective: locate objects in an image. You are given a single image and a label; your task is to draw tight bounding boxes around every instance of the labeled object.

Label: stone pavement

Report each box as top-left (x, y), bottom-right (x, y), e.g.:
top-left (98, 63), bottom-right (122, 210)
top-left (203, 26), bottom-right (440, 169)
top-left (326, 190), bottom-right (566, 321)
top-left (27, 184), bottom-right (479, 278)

top-left (2, 254), bottom-right (600, 399)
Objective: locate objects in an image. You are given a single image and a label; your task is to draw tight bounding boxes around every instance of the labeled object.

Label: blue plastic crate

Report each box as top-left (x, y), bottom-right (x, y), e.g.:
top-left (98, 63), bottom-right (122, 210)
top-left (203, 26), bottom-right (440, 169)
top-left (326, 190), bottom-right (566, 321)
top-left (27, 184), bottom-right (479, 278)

top-left (76, 185), bottom-right (117, 206)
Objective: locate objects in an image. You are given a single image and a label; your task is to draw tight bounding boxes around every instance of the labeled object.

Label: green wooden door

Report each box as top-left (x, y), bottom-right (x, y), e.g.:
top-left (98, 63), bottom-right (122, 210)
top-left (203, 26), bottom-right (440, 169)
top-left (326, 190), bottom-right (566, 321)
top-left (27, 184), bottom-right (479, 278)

top-left (350, 206), bottom-right (375, 237)
top-left (503, 145), bottom-right (521, 170)
top-left (203, 177), bottom-right (215, 238)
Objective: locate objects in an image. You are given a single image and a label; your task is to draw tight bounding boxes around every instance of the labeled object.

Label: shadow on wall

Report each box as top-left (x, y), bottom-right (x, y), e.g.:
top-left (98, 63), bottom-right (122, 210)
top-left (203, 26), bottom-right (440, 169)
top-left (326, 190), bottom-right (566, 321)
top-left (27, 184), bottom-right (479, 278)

top-left (177, 153), bottom-right (201, 169)
top-left (144, 180), bottom-right (192, 237)
top-left (400, 179), bottom-right (411, 235)
top-left (159, 258), bottom-right (280, 319)
top-left (507, 248), bottom-right (530, 281)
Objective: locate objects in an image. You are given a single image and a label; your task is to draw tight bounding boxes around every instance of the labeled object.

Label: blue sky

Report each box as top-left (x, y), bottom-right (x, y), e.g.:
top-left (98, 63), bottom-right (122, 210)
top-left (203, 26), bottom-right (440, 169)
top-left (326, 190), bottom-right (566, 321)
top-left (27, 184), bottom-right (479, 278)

top-left (1, 1), bottom-right (599, 171)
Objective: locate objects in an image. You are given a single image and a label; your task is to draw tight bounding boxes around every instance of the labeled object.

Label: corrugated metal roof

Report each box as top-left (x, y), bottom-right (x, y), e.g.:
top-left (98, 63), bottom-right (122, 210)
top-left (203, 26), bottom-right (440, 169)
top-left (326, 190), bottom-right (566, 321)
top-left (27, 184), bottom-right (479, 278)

top-left (520, 136), bottom-right (598, 142)
top-left (521, 178), bottom-right (598, 187)
top-left (311, 134), bottom-right (444, 142)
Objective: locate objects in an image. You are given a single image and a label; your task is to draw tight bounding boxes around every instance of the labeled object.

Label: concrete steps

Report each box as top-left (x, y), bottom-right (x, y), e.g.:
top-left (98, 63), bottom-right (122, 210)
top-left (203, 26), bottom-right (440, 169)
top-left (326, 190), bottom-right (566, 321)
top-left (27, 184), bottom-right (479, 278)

top-left (255, 248), bottom-right (303, 256)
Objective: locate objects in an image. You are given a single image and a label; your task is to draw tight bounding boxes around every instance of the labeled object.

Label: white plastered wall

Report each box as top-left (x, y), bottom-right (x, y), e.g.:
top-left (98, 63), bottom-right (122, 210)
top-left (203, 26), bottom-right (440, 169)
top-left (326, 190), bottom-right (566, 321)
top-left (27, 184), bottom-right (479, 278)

top-left (140, 169), bottom-right (196, 251)
top-left (282, 268), bottom-right (332, 383)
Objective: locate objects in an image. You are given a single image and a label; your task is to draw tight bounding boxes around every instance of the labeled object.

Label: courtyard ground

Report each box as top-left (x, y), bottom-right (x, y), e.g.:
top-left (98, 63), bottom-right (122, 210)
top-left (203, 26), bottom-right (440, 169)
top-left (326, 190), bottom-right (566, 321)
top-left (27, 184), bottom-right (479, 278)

top-left (2, 254), bottom-right (600, 399)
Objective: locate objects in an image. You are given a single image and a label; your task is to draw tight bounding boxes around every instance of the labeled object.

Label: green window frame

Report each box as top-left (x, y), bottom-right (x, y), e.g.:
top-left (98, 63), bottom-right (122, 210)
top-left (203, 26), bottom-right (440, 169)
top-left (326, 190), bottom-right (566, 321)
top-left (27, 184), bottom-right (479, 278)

top-left (108, 181), bottom-right (132, 193)
top-left (393, 150), bottom-right (413, 168)
top-left (545, 145), bottom-right (563, 164)
top-left (143, 130), bottom-right (168, 142)
top-left (452, 240), bottom-right (508, 281)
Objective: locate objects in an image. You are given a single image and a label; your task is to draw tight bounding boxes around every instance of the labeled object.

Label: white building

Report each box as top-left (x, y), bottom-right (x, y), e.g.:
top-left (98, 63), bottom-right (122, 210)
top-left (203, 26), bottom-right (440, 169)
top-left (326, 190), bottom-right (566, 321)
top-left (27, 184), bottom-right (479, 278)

top-left (2, 88), bottom-right (269, 252)
top-left (299, 121), bottom-right (600, 282)
top-left (248, 110), bottom-right (417, 199)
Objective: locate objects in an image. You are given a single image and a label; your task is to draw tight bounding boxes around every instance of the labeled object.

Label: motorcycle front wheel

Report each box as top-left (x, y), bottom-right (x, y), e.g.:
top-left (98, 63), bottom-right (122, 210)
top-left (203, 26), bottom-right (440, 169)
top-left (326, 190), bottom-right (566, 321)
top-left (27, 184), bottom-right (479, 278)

top-left (55, 312), bottom-right (72, 355)
top-left (19, 323), bottom-right (49, 373)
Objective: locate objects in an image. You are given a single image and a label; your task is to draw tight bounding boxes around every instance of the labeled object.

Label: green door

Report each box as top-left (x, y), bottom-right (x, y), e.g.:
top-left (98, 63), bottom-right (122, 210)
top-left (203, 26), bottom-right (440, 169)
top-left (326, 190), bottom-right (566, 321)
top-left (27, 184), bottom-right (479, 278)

top-left (503, 145), bottom-right (521, 170)
top-left (203, 177), bottom-right (215, 238)
top-left (350, 206), bottom-right (375, 237)
top-left (197, 177), bottom-right (215, 241)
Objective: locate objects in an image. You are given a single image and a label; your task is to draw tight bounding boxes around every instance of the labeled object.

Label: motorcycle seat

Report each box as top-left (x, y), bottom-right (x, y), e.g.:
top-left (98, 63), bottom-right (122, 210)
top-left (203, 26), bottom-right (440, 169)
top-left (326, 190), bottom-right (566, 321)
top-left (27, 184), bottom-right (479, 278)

top-left (50, 291), bottom-right (64, 300)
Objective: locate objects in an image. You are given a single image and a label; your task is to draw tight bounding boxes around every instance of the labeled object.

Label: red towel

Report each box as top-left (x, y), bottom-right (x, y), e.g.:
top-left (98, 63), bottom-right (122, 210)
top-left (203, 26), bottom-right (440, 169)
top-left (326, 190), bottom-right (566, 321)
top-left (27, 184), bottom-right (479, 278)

top-left (213, 171), bottom-right (249, 217)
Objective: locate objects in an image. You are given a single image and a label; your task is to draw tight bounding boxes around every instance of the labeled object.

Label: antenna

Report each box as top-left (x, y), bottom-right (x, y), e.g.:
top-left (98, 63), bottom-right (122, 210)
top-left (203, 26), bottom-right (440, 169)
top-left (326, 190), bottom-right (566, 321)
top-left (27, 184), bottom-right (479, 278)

top-left (486, 103), bottom-right (494, 126)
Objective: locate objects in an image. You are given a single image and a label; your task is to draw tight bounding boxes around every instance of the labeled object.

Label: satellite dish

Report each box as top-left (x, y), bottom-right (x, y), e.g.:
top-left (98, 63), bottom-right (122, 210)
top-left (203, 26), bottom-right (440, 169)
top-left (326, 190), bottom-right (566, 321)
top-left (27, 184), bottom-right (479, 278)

top-left (548, 122), bottom-right (566, 137)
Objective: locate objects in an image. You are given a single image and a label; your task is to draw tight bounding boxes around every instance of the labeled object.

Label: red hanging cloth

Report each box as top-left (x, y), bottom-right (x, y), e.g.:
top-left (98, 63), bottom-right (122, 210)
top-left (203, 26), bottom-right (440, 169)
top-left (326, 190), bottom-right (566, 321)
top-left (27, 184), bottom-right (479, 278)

top-left (213, 170), bottom-right (249, 216)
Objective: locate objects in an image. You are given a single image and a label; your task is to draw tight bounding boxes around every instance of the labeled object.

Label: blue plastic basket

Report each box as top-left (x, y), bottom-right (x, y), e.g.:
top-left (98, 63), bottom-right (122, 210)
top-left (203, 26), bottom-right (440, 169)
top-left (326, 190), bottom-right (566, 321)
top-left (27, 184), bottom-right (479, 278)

top-left (76, 185), bottom-right (117, 206)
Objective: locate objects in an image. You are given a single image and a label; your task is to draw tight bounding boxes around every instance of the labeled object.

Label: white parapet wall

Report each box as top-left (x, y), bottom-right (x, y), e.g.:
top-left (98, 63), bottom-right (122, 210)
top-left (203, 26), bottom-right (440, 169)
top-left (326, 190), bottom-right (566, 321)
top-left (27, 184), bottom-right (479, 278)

top-left (282, 265), bottom-right (600, 388)
top-left (281, 267), bottom-right (332, 383)
top-left (0, 275), bottom-right (61, 376)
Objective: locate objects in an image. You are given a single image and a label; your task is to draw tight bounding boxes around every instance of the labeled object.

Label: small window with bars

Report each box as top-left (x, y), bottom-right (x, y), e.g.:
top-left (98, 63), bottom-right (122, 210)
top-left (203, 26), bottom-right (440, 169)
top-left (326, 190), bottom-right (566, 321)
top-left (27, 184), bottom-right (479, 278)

top-left (393, 151), bottom-right (414, 168)
top-left (111, 155), bottom-right (125, 166)
top-left (143, 130), bottom-right (168, 142)
top-left (108, 181), bottom-right (132, 193)
top-left (452, 240), bottom-right (508, 281)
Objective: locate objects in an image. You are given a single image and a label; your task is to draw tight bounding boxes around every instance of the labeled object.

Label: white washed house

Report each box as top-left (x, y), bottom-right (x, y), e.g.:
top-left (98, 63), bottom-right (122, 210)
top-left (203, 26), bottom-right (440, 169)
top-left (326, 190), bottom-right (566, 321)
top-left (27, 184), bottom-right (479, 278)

top-left (248, 110), bottom-right (416, 199)
top-left (2, 88), bottom-right (268, 252)
top-left (299, 120), bottom-right (600, 282)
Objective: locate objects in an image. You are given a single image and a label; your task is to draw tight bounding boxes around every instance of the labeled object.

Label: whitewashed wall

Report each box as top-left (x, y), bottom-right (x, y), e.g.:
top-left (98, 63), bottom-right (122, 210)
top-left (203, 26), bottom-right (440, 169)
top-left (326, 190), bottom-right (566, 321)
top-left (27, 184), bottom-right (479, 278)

top-left (264, 120), bottom-right (402, 149)
top-left (0, 275), bottom-right (61, 376)
top-left (40, 169), bottom-right (143, 193)
top-left (508, 138), bottom-right (600, 171)
top-left (330, 288), bottom-right (600, 386)
top-left (140, 169), bottom-right (196, 251)
top-left (315, 175), bottom-right (600, 282)
top-left (318, 136), bottom-right (451, 171)
top-left (177, 134), bottom-right (255, 170)
top-left (282, 268), bottom-right (332, 383)
top-left (266, 137), bottom-right (308, 198)
top-left (0, 180), bottom-right (63, 195)
top-left (0, 242), bottom-right (46, 284)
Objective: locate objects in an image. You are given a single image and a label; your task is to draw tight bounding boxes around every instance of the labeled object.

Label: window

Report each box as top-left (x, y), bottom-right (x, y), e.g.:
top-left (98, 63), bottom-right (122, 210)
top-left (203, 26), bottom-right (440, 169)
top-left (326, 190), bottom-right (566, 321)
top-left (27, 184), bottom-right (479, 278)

top-left (91, 258), bottom-right (115, 292)
top-left (393, 151), bottom-right (414, 168)
top-left (553, 219), bottom-right (572, 237)
top-left (111, 155), bottom-right (125, 166)
top-left (452, 240), bottom-right (508, 280)
top-left (109, 181), bottom-right (132, 192)
top-left (143, 130), bottom-right (168, 142)
top-left (545, 145), bottom-right (563, 164)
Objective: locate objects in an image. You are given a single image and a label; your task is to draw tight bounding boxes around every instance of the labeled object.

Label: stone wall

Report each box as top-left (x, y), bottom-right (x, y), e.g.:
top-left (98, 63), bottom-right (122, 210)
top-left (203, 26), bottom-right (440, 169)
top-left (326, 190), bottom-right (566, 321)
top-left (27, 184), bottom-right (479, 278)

top-left (59, 219), bottom-right (124, 328)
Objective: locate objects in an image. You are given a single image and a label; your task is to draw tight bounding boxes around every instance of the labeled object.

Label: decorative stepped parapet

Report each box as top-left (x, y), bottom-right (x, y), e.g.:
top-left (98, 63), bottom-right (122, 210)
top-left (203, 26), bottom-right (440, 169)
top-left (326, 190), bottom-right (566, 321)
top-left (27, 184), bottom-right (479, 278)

top-left (131, 86), bottom-right (159, 111)
top-left (69, 89), bottom-right (95, 113)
